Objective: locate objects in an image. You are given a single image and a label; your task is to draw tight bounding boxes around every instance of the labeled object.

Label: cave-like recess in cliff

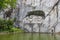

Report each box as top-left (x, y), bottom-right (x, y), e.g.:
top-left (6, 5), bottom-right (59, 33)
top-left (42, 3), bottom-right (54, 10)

top-left (26, 10), bottom-right (45, 19)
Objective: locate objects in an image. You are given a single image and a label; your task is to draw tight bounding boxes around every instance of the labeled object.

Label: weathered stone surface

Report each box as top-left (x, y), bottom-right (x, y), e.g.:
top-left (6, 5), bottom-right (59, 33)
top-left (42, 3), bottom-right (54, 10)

top-left (16, 0), bottom-right (60, 33)
top-left (0, 0), bottom-right (60, 33)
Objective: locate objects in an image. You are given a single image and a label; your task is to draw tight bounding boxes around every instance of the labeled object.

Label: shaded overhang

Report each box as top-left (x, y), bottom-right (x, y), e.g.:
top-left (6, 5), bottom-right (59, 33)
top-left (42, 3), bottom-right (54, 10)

top-left (25, 10), bottom-right (45, 19)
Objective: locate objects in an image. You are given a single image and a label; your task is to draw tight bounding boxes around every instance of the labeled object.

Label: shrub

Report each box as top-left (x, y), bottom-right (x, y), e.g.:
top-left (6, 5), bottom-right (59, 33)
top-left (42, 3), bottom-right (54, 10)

top-left (0, 18), bottom-right (24, 32)
top-left (0, 19), bottom-right (14, 31)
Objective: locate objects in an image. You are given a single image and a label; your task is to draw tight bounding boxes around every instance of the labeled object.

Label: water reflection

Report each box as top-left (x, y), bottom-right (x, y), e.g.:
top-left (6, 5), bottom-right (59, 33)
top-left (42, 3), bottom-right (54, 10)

top-left (0, 33), bottom-right (60, 40)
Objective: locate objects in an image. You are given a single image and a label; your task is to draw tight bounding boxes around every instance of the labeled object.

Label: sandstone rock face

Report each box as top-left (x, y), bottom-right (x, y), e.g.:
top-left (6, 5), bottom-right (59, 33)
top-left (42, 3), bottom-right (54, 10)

top-left (16, 0), bottom-right (60, 33)
top-left (0, 0), bottom-right (60, 33)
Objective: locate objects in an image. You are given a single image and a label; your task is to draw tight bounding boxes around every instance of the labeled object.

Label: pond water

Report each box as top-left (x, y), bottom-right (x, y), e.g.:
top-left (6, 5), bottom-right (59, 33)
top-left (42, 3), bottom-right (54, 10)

top-left (0, 33), bottom-right (60, 40)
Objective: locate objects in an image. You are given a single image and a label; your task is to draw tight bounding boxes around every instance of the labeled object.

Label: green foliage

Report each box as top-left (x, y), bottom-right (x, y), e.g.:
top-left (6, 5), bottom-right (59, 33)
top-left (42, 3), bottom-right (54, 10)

top-left (0, 0), bottom-right (16, 10)
top-left (10, 27), bottom-right (24, 32)
top-left (0, 19), bottom-right (24, 32)
top-left (0, 19), bottom-right (14, 31)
